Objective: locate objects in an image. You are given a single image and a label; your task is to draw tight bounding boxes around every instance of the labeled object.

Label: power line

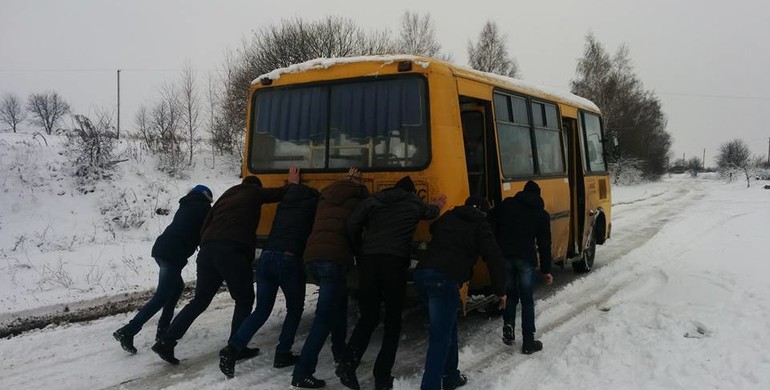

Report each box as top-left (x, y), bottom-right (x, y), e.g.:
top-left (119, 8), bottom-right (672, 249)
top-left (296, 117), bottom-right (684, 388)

top-left (0, 68), bottom-right (218, 73)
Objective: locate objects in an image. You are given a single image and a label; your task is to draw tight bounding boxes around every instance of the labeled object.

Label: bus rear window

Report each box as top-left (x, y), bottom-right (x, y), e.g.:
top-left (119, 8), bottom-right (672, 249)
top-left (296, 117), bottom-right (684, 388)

top-left (249, 76), bottom-right (429, 172)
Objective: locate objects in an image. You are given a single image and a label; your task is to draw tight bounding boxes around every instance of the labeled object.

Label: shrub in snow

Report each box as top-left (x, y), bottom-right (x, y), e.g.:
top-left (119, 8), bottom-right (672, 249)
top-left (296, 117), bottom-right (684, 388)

top-left (99, 188), bottom-right (148, 231)
top-left (65, 114), bottom-right (118, 193)
top-left (609, 158), bottom-right (644, 186)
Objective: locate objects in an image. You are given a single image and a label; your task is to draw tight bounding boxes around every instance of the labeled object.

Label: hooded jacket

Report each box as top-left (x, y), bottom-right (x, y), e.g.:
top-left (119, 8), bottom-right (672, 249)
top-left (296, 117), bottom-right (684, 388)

top-left (347, 187), bottom-right (439, 260)
top-left (199, 182), bottom-right (289, 254)
top-left (417, 205), bottom-right (507, 296)
top-left (492, 190), bottom-right (553, 274)
top-left (263, 184), bottom-right (319, 259)
top-left (303, 179), bottom-right (369, 266)
top-left (151, 191), bottom-right (212, 267)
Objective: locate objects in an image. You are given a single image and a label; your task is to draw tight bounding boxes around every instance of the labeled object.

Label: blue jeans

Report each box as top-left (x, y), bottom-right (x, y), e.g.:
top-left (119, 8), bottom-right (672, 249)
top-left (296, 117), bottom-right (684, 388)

top-left (503, 257), bottom-right (536, 335)
top-left (124, 258), bottom-right (184, 336)
top-left (293, 260), bottom-right (348, 380)
top-left (229, 250), bottom-right (306, 353)
top-left (413, 268), bottom-right (460, 390)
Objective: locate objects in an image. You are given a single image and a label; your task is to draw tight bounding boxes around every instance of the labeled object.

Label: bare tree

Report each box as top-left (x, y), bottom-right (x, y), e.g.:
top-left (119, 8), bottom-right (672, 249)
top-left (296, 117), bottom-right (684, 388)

top-left (467, 20), bottom-right (519, 78)
top-left (178, 62), bottom-right (201, 165)
top-left (717, 139), bottom-right (758, 187)
top-left (571, 33), bottom-right (671, 179)
top-left (66, 109), bottom-right (118, 191)
top-left (0, 93), bottom-right (26, 133)
top-left (686, 157), bottom-right (702, 177)
top-left (397, 11), bottom-right (441, 57)
top-left (26, 91), bottom-right (71, 135)
top-left (134, 105), bottom-right (154, 151)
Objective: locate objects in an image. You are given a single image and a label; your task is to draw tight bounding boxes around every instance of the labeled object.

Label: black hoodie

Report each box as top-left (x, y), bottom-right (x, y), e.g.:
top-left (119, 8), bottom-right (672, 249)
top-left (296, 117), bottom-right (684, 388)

top-left (263, 184), bottom-right (319, 259)
top-left (347, 187), bottom-right (440, 260)
top-left (151, 191), bottom-right (212, 267)
top-left (418, 205), bottom-right (507, 296)
top-left (492, 190), bottom-right (552, 274)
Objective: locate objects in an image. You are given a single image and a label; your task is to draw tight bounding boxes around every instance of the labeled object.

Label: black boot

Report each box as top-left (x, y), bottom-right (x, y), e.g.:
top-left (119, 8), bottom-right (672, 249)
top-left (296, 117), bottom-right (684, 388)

top-left (374, 375), bottom-right (394, 390)
top-left (291, 375), bottom-right (326, 388)
top-left (151, 339), bottom-right (179, 364)
top-left (443, 372), bottom-right (468, 390)
top-left (274, 350), bottom-right (299, 368)
top-left (335, 361), bottom-right (360, 390)
top-left (113, 326), bottom-right (137, 354)
top-left (219, 345), bottom-right (238, 378)
top-left (521, 334), bottom-right (543, 355)
top-left (502, 324), bottom-right (515, 346)
top-left (237, 347), bottom-right (260, 361)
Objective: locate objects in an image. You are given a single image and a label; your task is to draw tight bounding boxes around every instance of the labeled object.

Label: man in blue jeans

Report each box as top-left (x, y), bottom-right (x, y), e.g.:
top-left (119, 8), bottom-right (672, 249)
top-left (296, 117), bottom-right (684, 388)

top-left (291, 167), bottom-right (369, 389)
top-left (218, 177), bottom-right (319, 378)
top-left (492, 180), bottom-right (553, 354)
top-left (152, 168), bottom-right (299, 364)
top-left (113, 185), bottom-right (213, 354)
top-left (414, 196), bottom-right (507, 390)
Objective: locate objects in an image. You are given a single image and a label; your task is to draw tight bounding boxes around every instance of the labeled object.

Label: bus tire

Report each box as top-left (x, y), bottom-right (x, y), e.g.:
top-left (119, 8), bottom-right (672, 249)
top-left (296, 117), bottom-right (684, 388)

top-left (572, 230), bottom-right (597, 273)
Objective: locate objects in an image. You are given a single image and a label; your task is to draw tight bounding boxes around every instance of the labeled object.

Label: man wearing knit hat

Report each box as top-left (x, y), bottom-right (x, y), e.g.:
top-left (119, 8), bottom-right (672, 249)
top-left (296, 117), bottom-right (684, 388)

top-left (113, 184), bottom-right (213, 354)
top-left (492, 180), bottom-right (553, 354)
top-left (336, 176), bottom-right (446, 390)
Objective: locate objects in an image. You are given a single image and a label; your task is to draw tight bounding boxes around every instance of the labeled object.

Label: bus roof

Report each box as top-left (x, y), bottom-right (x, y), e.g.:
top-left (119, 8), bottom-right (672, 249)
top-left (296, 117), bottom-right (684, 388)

top-left (254, 55), bottom-right (600, 113)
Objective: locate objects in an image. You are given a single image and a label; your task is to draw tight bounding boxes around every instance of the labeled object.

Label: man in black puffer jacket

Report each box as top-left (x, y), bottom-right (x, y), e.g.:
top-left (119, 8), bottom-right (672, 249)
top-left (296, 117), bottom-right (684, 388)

top-left (219, 177), bottom-right (319, 378)
top-left (113, 185), bottom-right (213, 354)
top-left (492, 180), bottom-right (553, 354)
top-left (336, 176), bottom-right (446, 390)
top-left (152, 167), bottom-right (299, 365)
top-left (414, 196), bottom-right (506, 390)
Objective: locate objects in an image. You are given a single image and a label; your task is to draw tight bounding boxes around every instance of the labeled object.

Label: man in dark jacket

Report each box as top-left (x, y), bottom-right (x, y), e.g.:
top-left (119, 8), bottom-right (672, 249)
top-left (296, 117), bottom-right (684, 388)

top-left (493, 180), bottom-right (553, 354)
top-left (219, 177), bottom-right (319, 378)
top-left (152, 167), bottom-right (299, 364)
top-left (291, 167), bottom-right (369, 389)
top-left (336, 176), bottom-right (446, 390)
top-left (414, 196), bottom-right (507, 390)
top-left (112, 185), bottom-right (213, 354)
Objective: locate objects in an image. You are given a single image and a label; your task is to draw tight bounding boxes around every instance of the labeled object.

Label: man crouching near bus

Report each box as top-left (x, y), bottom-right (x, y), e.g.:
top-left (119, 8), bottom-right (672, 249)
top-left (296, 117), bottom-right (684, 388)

top-left (414, 196), bottom-right (507, 390)
top-left (492, 180), bottom-right (553, 354)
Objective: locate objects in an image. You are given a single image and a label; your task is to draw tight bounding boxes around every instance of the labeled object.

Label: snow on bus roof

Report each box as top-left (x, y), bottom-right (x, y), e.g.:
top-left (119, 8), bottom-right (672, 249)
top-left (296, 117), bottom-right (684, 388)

top-left (255, 55), bottom-right (599, 113)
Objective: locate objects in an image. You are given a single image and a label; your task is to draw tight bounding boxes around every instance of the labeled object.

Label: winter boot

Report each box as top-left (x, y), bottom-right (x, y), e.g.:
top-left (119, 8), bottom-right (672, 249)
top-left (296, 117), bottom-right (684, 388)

top-left (237, 346), bottom-right (260, 361)
top-left (335, 361), bottom-right (360, 390)
top-left (219, 345), bottom-right (238, 378)
top-left (502, 324), bottom-right (515, 346)
top-left (443, 372), bottom-right (468, 390)
top-left (113, 326), bottom-right (137, 354)
top-left (521, 334), bottom-right (543, 355)
top-left (274, 350), bottom-right (299, 368)
top-left (291, 375), bottom-right (326, 388)
top-left (155, 327), bottom-right (167, 343)
top-left (151, 339), bottom-right (179, 364)
top-left (374, 375), bottom-right (394, 390)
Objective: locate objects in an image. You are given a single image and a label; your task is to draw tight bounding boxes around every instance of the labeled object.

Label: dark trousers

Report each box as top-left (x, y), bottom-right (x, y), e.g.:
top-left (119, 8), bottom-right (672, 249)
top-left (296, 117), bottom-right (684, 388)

top-left (162, 242), bottom-right (255, 344)
top-left (344, 254), bottom-right (408, 382)
top-left (503, 257), bottom-right (536, 336)
top-left (124, 257), bottom-right (184, 336)
top-left (413, 268), bottom-right (460, 390)
top-left (229, 250), bottom-right (306, 353)
top-left (293, 260), bottom-right (348, 380)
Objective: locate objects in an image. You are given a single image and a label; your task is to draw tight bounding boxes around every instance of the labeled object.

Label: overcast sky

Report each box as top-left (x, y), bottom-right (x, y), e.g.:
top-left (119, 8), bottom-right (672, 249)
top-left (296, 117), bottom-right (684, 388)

top-left (2, 0), bottom-right (769, 166)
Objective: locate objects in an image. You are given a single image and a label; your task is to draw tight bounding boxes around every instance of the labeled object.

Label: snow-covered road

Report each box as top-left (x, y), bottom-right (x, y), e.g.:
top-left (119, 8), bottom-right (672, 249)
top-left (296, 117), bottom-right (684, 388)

top-left (2, 176), bottom-right (769, 389)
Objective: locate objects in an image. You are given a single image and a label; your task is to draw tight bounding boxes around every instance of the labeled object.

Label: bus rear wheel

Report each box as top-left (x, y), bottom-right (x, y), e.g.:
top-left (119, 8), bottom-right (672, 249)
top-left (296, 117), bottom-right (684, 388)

top-left (572, 233), bottom-right (596, 273)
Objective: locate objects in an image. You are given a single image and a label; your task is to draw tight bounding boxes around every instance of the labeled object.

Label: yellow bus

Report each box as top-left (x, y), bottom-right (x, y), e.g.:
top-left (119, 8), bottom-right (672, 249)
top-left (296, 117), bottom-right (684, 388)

top-left (243, 55), bottom-right (612, 311)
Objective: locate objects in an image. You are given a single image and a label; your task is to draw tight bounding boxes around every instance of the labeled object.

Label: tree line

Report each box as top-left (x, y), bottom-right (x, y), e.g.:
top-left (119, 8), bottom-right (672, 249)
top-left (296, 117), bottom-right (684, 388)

top-left (1, 12), bottom-right (672, 182)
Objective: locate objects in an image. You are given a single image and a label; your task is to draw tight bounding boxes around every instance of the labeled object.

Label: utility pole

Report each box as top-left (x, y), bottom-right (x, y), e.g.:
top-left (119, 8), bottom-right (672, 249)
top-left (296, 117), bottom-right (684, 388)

top-left (702, 148), bottom-right (706, 170)
top-left (117, 69), bottom-right (121, 139)
top-left (767, 137), bottom-right (769, 165)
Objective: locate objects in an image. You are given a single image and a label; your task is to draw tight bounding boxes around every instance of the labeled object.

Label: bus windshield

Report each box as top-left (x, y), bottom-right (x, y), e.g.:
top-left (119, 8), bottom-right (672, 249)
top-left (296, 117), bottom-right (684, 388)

top-left (248, 76), bottom-right (430, 172)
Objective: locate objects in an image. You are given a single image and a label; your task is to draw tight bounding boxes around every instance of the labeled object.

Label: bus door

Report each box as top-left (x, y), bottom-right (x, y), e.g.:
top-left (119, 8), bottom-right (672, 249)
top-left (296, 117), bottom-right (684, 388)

top-left (563, 116), bottom-right (585, 258)
top-left (460, 101), bottom-right (502, 207)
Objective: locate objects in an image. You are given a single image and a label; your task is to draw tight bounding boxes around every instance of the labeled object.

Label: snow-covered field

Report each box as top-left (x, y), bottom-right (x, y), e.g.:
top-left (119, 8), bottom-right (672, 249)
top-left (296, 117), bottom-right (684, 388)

top-left (1, 131), bottom-right (769, 389)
